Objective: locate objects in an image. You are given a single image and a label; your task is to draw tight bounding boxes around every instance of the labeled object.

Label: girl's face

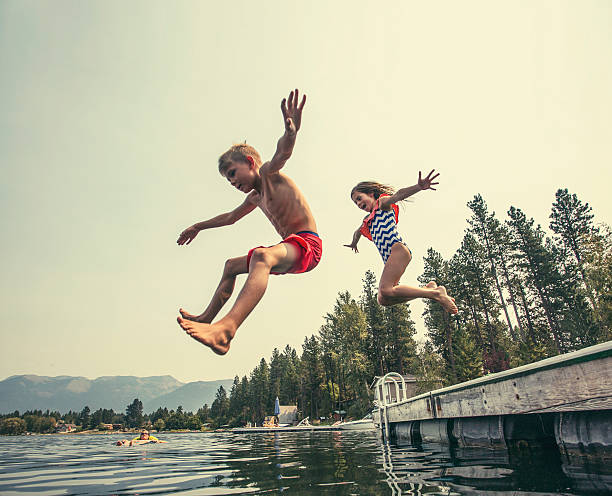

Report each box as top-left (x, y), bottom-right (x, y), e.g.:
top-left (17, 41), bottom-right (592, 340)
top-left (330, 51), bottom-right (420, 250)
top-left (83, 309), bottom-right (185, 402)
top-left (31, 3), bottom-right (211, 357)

top-left (351, 191), bottom-right (377, 212)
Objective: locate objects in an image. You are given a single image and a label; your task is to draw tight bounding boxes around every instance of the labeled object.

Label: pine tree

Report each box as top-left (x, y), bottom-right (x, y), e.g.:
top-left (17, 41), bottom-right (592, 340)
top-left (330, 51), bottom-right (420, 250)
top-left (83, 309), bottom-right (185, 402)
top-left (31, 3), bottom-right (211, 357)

top-left (550, 189), bottom-right (597, 282)
top-left (79, 405), bottom-right (91, 428)
top-left (467, 195), bottom-right (516, 340)
top-left (382, 303), bottom-right (418, 375)
top-left (583, 224), bottom-right (612, 338)
top-left (210, 385), bottom-right (229, 426)
top-left (452, 318), bottom-right (483, 382)
top-left (229, 376), bottom-right (246, 425)
top-left (248, 359), bottom-right (270, 424)
top-left (550, 189), bottom-right (605, 337)
top-left (506, 207), bottom-right (565, 353)
top-left (268, 348), bottom-right (283, 407)
top-left (455, 234), bottom-right (503, 355)
top-left (359, 270), bottom-right (386, 376)
top-left (125, 399), bottom-right (143, 428)
top-left (420, 248), bottom-right (459, 382)
top-left (300, 335), bottom-right (324, 420)
top-left (319, 291), bottom-right (368, 415)
top-left (280, 345), bottom-right (300, 405)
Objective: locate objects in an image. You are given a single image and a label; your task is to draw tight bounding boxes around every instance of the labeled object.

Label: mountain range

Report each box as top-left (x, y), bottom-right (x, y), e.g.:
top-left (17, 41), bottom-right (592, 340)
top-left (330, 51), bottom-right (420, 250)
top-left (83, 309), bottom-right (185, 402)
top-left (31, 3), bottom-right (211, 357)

top-left (0, 375), bottom-right (234, 414)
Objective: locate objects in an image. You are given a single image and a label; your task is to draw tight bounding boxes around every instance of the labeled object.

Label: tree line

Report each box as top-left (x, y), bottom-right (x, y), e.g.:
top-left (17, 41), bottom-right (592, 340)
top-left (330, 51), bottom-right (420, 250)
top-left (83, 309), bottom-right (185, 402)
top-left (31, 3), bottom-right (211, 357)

top-left (2, 189), bottom-right (609, 434)
top-left (0, 399), bottom-right (212, 434)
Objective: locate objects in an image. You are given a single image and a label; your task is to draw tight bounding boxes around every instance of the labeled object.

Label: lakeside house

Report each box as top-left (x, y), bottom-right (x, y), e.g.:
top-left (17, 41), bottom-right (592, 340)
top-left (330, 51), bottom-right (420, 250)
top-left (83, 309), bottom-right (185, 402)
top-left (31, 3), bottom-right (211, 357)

top-left (55, 422), bottom-right (77, 433)
top-left (277, 405), bottom-right (298, 425)
top-left (262, 405), bottom-right (298, 427)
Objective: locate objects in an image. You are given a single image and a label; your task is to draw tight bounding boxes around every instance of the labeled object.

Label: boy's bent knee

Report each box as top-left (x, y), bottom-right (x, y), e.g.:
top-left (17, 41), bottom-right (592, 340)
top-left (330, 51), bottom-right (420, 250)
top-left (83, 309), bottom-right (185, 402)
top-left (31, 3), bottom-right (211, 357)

top-left (249, 247), bottom-right (275, 268)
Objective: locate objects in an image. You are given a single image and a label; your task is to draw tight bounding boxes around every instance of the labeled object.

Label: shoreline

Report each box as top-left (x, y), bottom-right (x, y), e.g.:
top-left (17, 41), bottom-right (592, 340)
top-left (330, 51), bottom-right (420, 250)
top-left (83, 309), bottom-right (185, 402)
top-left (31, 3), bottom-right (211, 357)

top-left (4, 429), bottom-right (212, 437)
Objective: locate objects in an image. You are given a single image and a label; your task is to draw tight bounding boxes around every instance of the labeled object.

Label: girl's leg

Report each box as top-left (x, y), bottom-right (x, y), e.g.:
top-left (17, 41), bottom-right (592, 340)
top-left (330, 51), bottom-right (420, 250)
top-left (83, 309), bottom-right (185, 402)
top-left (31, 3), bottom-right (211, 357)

top-left (180, 255), bottom-right (248, 323)
top-left (378, 244), bottom-right (458, 313)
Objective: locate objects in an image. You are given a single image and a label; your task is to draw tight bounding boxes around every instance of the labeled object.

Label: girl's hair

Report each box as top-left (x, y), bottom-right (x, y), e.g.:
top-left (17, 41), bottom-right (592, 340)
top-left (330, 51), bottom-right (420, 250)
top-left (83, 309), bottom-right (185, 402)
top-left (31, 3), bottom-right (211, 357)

top-left (350, 181), bottom-right (395, 200)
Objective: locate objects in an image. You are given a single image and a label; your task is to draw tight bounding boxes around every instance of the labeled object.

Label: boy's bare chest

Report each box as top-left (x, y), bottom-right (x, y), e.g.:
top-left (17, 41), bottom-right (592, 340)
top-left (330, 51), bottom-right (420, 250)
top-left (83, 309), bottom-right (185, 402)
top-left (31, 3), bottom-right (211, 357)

top-left (256, 176), bottom-right (296, 216)
top-left (257, 191), bottom-right (287, 218)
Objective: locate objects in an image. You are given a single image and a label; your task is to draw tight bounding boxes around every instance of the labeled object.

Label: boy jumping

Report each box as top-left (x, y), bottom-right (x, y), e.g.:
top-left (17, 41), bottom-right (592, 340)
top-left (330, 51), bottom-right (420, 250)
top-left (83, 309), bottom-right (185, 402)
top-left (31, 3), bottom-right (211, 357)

top-left (176, 89), bottom-right (321, 355)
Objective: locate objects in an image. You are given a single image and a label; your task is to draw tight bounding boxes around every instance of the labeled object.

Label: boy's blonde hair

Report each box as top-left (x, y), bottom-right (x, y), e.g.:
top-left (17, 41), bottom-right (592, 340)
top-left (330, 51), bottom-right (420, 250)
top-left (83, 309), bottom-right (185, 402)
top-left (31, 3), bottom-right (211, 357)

top-left (351, 181), bottom-right (396, 200)
top-left (218, 143), bottom-right (262, 174)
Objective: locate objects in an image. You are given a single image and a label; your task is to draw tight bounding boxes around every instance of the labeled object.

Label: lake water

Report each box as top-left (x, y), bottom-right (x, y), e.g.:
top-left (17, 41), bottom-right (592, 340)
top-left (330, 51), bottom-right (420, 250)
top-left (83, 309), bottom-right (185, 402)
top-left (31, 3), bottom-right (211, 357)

top-left (0, 431), bottom-right (610, 495)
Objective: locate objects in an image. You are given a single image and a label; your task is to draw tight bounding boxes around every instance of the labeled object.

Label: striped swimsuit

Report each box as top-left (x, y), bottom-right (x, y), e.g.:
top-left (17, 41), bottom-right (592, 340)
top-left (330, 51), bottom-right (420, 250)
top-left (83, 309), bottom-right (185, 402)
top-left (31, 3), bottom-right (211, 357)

top-left (360, 198), bottom-right (410, 263)
top-left (370, 208), bottom-right (406, 263)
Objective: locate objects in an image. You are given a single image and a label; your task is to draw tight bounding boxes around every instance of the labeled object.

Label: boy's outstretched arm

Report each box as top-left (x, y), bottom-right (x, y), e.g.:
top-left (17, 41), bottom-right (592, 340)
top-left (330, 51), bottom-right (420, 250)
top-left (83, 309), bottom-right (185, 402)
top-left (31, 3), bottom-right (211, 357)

top-left (266, 89), bottom-right (306, 173)
top-left (177, 196), bottom-right (257, 245)
top-left (380, 170), bottom-right (440, 209)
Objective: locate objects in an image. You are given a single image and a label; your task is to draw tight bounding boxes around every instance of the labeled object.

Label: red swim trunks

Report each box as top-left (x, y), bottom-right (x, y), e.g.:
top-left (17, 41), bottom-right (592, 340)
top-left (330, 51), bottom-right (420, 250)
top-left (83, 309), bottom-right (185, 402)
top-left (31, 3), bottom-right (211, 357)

top-left (247, 231), bottom-right (322, 275)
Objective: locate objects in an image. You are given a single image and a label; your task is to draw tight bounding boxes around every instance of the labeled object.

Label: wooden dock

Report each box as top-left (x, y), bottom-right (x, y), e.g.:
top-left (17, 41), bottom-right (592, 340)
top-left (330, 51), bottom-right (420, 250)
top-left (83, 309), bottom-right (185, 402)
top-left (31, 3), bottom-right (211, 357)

top-left (373, 341), bottom-right (612, 453)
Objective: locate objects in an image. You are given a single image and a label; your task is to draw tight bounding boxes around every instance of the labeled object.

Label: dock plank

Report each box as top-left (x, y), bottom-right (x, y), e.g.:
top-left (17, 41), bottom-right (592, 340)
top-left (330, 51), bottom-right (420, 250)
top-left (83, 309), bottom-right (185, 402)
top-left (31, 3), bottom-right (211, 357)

top-left (381, 341), bottom-right (612, 423)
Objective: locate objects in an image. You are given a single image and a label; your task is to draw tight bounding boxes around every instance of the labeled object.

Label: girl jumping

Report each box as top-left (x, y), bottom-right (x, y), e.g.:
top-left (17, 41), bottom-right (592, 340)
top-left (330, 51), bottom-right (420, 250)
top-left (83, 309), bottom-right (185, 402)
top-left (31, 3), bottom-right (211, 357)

top-left (344, 170), bottom-right (458, 314)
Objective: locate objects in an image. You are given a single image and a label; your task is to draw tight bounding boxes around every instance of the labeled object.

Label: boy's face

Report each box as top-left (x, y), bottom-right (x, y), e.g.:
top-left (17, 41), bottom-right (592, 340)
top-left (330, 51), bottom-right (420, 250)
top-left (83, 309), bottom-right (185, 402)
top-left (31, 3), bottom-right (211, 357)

top-left (351, 191), bottom-right (376, 212)
top-left (223, 159), bottom-right (257, 193)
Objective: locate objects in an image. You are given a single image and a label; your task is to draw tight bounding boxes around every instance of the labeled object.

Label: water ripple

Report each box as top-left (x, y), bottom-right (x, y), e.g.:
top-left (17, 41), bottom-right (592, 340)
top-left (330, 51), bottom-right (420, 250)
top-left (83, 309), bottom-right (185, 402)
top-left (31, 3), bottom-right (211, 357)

top-left (0, 431), bottom-right (609, 495)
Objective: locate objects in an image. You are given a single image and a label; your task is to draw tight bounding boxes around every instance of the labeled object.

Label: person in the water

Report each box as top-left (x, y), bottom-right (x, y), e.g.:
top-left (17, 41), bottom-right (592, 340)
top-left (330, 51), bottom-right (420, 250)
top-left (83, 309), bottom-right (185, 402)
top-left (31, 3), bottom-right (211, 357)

top-left (116, 429), bottom-right (166, 446)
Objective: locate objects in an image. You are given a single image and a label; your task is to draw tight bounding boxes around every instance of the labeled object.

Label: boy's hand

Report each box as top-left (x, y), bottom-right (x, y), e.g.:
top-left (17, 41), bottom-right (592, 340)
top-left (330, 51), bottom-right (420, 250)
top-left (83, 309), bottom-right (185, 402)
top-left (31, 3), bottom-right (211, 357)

top-left (177, 226), bottom-right (199, 245)
top-left (418, 169), bottom-right (440, 191)
top-left (281, 88), bottom-right (306, 136)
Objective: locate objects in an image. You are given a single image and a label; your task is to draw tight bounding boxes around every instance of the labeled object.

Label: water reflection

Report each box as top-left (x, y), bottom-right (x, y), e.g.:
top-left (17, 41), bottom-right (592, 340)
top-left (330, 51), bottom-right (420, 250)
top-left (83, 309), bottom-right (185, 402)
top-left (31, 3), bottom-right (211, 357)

top-left (0, 431), bottom-right (609, 495)
top-left (220, 431), bottom-right (388, 493)
top-left (379, 436), bottom-right (612, 495)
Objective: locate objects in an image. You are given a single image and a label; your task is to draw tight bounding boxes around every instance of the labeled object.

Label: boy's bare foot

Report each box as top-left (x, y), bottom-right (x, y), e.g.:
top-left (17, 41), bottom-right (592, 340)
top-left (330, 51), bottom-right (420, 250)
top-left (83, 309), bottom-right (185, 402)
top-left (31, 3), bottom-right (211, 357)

top-left (177, 316), bottom-right (234, 355)
top-left (434, 286), bottom-right (458, 314)
top-left (178, 308), bottom-right (211, 324)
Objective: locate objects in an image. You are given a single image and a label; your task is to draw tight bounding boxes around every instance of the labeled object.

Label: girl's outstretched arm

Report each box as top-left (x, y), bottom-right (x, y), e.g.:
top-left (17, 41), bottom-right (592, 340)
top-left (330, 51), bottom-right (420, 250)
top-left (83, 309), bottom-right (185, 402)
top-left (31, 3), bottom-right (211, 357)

top-left (344, 228), bottom-right (362, 253)
top-left (379, 170), bottom-right (440, 209)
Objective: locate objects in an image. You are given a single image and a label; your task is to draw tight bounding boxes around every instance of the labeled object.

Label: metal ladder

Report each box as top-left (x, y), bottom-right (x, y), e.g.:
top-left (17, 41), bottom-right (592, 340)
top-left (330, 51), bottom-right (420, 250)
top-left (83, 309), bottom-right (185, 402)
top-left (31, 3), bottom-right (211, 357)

top-left (374, 372), bottom-right (406, 442)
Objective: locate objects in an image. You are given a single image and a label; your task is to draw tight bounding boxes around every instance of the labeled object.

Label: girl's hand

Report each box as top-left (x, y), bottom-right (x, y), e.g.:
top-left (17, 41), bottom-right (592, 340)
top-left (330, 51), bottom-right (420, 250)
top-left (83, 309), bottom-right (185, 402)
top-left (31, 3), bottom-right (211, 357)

top-left (343, 243), bottom-right (359, 253)
top-left (418, 169), bottom-right (440, 191)
top-left (177, 225), bottom-right (200, 245)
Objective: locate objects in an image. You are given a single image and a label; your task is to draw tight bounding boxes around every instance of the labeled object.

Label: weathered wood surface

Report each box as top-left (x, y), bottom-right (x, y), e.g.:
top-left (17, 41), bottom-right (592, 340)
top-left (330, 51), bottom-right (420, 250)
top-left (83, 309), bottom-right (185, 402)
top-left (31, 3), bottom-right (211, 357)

top-left (379, 341), bottom-right (612, 423)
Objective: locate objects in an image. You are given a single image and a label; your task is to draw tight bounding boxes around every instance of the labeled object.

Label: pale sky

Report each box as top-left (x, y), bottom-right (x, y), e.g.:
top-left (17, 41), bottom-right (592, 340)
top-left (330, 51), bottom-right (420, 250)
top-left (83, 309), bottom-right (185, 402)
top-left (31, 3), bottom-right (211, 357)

top-left (1, 0), bottom-right (610, 384)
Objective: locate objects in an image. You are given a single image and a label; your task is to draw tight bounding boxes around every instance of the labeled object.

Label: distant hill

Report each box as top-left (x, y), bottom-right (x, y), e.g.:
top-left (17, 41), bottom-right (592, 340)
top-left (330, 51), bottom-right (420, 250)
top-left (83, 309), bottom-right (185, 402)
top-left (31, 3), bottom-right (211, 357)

top-left (145, 380), bottom-right (235, 412)
top-left (0, 375), bottom-right (234, 413)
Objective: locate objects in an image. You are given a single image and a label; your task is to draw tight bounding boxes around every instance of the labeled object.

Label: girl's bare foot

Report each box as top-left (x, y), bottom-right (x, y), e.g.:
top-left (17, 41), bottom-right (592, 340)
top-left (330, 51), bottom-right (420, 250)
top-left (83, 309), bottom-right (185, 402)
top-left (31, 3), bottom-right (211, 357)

top-left (434, 286), bottom-right (458, 314)
top-left (179, 308), bottom-right (211, 324)
top-left (177, 316), bottom-right (234, 355)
